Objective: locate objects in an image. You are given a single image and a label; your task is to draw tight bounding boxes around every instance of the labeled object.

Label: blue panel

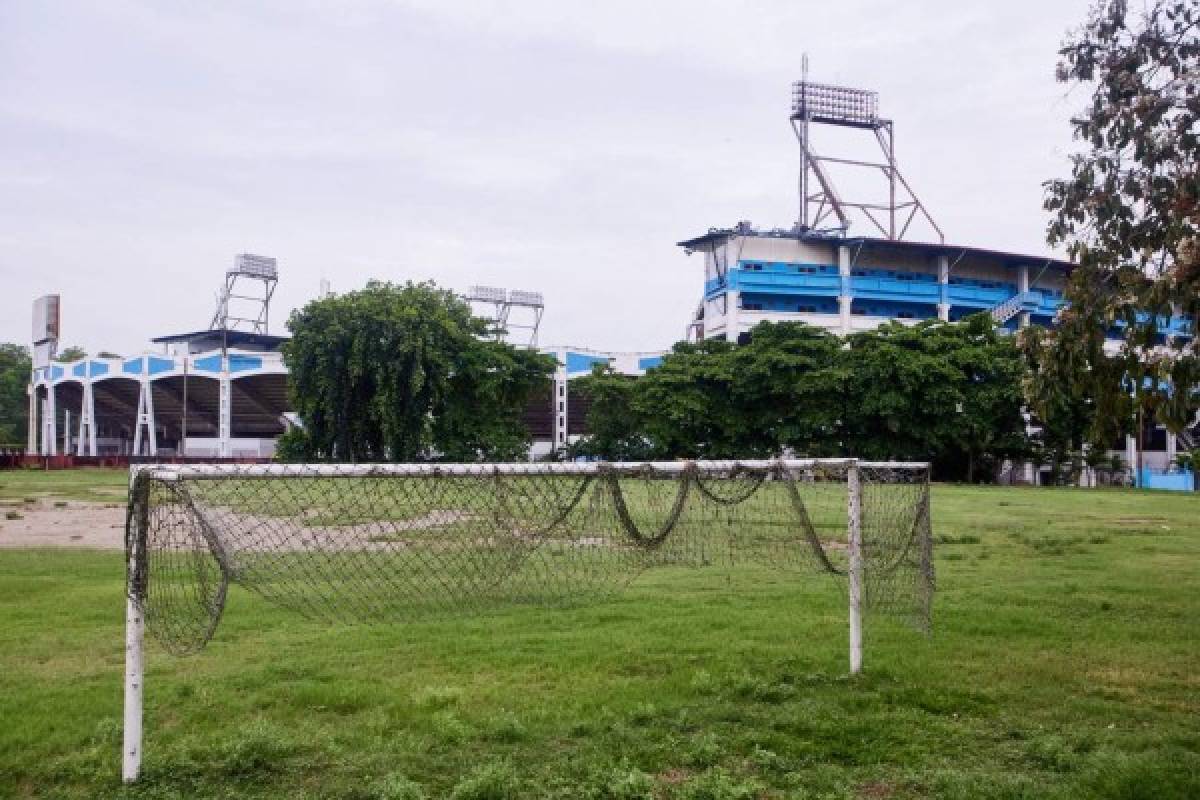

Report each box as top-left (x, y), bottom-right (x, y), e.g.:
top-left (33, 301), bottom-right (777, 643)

top-left (228, 354), bottom-right (263, 373)
top-left (740, 293), bottom-right (839, 314)
top-left (566, 352), bottom-right (610, 375)
top-left (50, 365), bottom-right (64, 380)
top-left (193, 355), bottom-right (223, 372)
top-left (88, 360), bottom-right (109, 378)
top-left (72, 362), bottom-right (86, 377)
top-left (849, 276), bottom-right (940, 302)
top-left (148, 356), bottom-right (175, 376)
top-left (1138, 469), bottom-right (1194, 492)
top-left (637, 356), bottom-right (663, 371)
top-left (123, 358), bottom-right (143, 375)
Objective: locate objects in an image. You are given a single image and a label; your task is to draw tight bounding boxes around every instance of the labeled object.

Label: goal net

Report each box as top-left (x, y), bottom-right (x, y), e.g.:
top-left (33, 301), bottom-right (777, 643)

top-left (125, 459), bottom-right (933, 655)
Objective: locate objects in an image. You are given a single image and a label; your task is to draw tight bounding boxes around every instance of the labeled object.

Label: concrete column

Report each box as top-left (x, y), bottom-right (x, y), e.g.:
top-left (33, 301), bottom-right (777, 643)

top-left (1166, 431), bottom-right (1177, 465)
top-left (133, 374), bottom-right (157, 457)
top-left (725, 291), bottom-right (740, 343)
top-left (42, 384), bottom-right (57, 456)
top-left (1126, 434), bottom-right (1138, 486)
top-left (64, 409), bottom-right (71, 455)
top-left (26, 385), bottom-right (37, 454)
top-left (937, 255), bottom-right (950, 321)
top-left (218, 362), bottom-right (232, 459)
top-left (838, 245), bottom-right (853, 334)
top-left (78, 379), bottom-right (98, 456)
top-left (554, 364), bottom-right (568, 454)
top-left (1017, 264), bottom-right (1031, 329)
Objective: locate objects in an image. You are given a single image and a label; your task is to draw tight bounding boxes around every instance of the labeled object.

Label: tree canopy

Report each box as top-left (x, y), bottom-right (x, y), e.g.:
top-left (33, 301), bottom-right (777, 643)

top-left (1040, 0), bottom-right (1200, 446)
top-left (574, 317), bottom-right (1028, 481)
top-left (0, 343), bottom-right (32, 446)
top-left (280, 281), bottom-right (555, 462)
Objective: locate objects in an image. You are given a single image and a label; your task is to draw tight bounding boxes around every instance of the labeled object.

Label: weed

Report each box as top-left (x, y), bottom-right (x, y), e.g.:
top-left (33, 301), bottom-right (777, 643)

top-left (412, 685), bottom-right (463, 710)
top-left (449, 760), bottom-right (520, 800)
top-left (373, 772), bottom-right (427, 800)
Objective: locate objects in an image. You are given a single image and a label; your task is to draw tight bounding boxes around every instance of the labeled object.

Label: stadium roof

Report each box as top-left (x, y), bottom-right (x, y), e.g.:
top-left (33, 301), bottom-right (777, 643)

top-left (151, 329), bottom-right (289, 351)
top-left (676, 227), bottom-right (1072, 269)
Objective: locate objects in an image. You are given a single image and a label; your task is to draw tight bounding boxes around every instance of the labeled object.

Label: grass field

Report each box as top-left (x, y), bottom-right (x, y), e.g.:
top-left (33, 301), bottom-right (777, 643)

top-left (0, 469), bottom-right (1197, 799)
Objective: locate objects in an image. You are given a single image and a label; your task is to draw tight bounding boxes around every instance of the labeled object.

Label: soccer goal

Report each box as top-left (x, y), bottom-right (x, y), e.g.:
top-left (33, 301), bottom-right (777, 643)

top-left (122, 458), bottom-right (933, 782)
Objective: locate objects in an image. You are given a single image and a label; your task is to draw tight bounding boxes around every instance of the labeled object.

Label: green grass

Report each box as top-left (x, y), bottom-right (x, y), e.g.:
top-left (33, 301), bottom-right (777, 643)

top-left (1, 480), bottom-right (1197, 799)
top-left (0, 467), bottom-right (128, 504)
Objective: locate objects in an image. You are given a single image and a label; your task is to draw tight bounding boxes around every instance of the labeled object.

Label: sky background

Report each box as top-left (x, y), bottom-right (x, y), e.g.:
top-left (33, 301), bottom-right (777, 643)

top-left (1, 0), bottom-right (1094, 355)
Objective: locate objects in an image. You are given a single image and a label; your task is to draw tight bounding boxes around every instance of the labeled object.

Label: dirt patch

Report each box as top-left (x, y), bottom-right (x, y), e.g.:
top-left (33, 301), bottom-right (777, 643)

top-left (0, 501), bottom-right (125, 549)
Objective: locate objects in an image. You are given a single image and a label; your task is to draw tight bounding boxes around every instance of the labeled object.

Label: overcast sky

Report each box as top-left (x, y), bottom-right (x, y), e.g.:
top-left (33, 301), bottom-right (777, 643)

top-left (1, 0), bottom-right (1094, 355)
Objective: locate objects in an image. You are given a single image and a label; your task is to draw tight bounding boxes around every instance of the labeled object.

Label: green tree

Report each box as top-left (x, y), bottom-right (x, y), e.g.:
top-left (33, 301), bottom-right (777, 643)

top-left (569, 368), bottom-right (654, 461)
top-left (843, 315), bottom-right (1029, 480)
top-left (55, 346), bottom-right (86, 362)
top-left (576, 323), bottom-right (845, 460)
top-left (629, 338), bottom-right (743, 459)
top-left (1044, 0), bottom-right (1200, 480)
top-left (0, 344), bottom-right (32, 446)
top-left (725, 322), bottom-right (846, 457)
top-left (281, 281), bottom-right (554, 462)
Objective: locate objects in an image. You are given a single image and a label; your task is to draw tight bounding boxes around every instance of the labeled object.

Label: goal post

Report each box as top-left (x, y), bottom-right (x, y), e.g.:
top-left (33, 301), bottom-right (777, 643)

top-left (121, 458), bottom-right (932, 783)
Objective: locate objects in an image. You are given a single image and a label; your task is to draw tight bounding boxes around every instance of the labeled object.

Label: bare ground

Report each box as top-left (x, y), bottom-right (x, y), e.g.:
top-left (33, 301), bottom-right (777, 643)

top-left (0, 501), bottom-right (125, 549)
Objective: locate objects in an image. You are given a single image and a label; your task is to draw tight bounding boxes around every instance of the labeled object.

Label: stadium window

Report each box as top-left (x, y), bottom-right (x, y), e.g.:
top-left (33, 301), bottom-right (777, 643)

top-left (852, 308), bottom-right (867, 316)
top-left (744, 302), bottom-right (763, 311)
top-left (744, 263), bottom-right (762, 271)
top-left (897, 311), bottom-right (915, 319)
top-left (798, 305), bottom-right (816, 313)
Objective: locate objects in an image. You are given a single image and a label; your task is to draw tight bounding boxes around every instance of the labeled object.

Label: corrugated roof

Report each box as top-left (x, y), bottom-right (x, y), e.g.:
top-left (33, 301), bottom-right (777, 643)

top-left (677, 228), bottom-right (1072, 269)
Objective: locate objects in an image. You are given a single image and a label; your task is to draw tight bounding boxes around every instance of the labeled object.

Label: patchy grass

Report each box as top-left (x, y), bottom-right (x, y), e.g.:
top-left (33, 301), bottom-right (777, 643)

top-left (0, 467), bottom-right (128, 504)
top-left (0, 481), bottom-right (1196, 798)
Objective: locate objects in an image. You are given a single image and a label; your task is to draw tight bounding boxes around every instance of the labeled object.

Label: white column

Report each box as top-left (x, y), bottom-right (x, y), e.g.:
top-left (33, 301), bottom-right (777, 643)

top-left (846, 461), bottom-right (864, 675)
top-left (838, 245), bottom-right (853, 334)
top-left (26, 385), bottom-right (37, 454)
top-left (554, 363), bottom-right (568, 454)
top-left (1017, 264), bottom-right (1031, 329)
top-left (134, 375), bottom-right (157, 457)
top-left (725, 290), bottom-right (740, 343)
top-left (78, 379), bottom-right (98, 456)
top-left (937, 255), bottom-right (950, 322)
top-left (218, 359), bottom-right (232, 458)
top-left (1166, 431), bottom-right (1177, 465)
top-left (1126, 434), bottom-right (1138, 486)
top-left (123, 468), bottom-right (144, 784)
top-left (42, 384), bottom-right (57, 456)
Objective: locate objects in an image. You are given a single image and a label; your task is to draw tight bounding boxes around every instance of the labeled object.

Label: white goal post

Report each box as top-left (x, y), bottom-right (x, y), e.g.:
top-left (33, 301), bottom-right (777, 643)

top-left (122, 458), bottom-right (932, 783)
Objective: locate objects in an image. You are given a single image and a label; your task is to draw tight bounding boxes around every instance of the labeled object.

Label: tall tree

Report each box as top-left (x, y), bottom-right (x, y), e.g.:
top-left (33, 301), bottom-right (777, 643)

top-left (843, 316), bottom-right (1029, 479)
top-left (281, 281), bottom-right (554, 462)
top-left (0, 344), bottom-right (32, 446)
top-left (1043, 0), bottom-right (1200, 478)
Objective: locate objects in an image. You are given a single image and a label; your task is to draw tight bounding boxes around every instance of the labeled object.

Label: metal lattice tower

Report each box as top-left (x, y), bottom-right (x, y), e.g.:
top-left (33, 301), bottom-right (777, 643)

top-left (791, 60), bottom-right (943, 243)
top-left (210, 254), bottom-right (279, 334)
top-left (464, 285), bottom-right (545, 348)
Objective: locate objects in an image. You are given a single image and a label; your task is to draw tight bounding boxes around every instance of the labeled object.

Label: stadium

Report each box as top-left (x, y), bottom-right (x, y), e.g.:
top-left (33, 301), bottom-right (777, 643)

top-left (24, 79), bottom-right (1194, 485)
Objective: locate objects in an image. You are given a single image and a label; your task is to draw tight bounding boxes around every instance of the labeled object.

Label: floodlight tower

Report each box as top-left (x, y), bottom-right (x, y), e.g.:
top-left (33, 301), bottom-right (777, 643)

top-left (791, 61), bottom-right (943, 242)
top-left (464, 286), bottom-right (545, 348)
top-left (210, 253), bottom-right (279, 333)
